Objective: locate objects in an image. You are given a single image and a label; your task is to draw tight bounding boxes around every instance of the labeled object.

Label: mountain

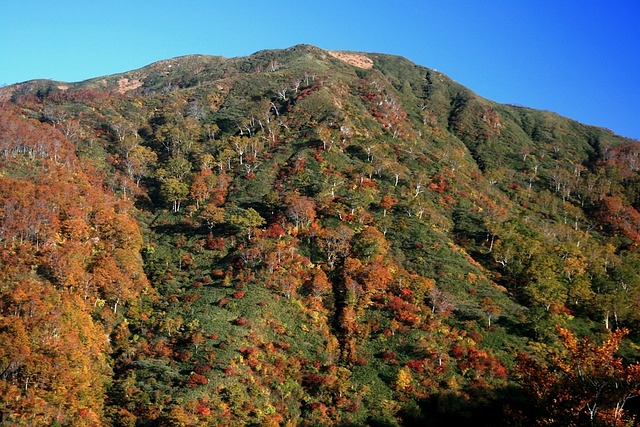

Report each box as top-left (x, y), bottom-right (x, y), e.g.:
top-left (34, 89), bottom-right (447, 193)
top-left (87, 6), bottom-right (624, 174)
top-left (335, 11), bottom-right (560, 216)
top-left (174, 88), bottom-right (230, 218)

top-left (1, 44), bottom-right (640, 426)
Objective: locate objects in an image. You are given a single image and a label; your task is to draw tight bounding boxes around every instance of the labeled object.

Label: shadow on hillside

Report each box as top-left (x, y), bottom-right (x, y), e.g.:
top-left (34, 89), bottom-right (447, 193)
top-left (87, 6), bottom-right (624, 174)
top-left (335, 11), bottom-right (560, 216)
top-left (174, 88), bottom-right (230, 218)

top-left (395, 385), bottom-right (533, 427)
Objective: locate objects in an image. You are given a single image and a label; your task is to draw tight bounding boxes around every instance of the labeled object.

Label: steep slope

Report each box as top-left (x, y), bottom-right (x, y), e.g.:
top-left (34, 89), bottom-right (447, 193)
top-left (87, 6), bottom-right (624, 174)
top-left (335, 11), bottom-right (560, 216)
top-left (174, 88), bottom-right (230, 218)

top-left (0, 104), bottom-right (148, 425)
top-left (1, 44), bottom-right (640, 426)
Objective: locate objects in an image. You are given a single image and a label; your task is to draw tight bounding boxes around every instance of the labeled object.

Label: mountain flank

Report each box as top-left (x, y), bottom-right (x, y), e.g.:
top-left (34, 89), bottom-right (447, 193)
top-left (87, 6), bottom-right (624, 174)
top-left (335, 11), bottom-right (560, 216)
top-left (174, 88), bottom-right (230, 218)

top-left (1, 44), bottom-right (640, 426)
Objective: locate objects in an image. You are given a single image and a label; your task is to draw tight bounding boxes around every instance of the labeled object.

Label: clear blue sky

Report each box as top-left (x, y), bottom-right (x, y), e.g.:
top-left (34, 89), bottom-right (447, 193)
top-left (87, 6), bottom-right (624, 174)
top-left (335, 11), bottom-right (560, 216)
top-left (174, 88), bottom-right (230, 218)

top-left (2, 1), bottom-right (639, 140)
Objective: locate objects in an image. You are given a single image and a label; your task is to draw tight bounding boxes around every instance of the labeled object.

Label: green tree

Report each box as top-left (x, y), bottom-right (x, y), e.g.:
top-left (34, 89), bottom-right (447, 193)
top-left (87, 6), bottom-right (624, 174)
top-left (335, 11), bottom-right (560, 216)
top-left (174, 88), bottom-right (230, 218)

top-left (158, 155), bottom-right (192, 180)
top-left (524, 253), bottom-right (565, 312)
top-left (126, 145), bottom-right (157, 186)
top-left (227, 207), bottom-right (265, 240)
top-left (161, 177), bottom-right (189, 212)
top-left (351, 226), bottom-right (389, 262)
top-left (199, 204), bottom-right (226, 230)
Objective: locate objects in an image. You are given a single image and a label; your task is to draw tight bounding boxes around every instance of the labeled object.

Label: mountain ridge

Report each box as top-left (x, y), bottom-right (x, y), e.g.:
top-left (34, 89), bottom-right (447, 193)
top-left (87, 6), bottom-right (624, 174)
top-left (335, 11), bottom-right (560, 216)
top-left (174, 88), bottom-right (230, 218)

top-left (2, 44), bottom-right (636, 141)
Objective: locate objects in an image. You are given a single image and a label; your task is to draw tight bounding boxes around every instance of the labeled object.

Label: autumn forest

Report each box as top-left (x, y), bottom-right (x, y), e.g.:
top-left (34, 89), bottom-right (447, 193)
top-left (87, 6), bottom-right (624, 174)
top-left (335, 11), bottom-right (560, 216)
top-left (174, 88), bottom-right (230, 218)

top-left (2, 45), bottom-right (640, 426)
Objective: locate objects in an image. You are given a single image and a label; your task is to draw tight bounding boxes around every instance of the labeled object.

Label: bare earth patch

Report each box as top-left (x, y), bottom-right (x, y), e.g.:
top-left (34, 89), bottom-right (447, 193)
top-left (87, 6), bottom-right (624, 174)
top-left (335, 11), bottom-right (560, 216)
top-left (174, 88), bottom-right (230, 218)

top-left (116, 77), bottom-right (143, 94)
top-left (328, 51), bottom-right (373, 69)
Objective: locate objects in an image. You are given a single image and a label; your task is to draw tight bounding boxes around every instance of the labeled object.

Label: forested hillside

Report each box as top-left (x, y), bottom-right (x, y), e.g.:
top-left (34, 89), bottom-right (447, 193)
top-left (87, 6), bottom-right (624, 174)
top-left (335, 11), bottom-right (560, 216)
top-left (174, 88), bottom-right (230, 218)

top-left (2, 44), bottom-right (640, 426)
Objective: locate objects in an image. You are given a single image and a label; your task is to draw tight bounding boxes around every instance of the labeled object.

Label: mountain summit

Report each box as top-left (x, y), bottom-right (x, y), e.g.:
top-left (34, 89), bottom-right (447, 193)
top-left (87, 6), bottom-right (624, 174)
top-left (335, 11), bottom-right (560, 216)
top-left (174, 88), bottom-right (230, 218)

top-left (1, 45), bottom-right (640, 426)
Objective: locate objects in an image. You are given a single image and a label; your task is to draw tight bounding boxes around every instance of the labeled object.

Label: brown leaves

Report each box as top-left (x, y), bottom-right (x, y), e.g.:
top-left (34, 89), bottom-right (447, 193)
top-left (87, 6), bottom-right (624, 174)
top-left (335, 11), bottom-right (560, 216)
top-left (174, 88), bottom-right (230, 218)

top-left (285, 193), bottom-right (316, 230)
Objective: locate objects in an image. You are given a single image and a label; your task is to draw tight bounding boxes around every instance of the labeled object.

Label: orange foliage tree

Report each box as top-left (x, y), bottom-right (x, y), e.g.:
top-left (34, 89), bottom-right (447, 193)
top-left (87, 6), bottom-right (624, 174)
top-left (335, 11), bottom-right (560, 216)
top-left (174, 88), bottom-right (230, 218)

top-left (516, 326), bottom-right (640, 426)
top-left (0, 106), bottom-right (148, 424)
